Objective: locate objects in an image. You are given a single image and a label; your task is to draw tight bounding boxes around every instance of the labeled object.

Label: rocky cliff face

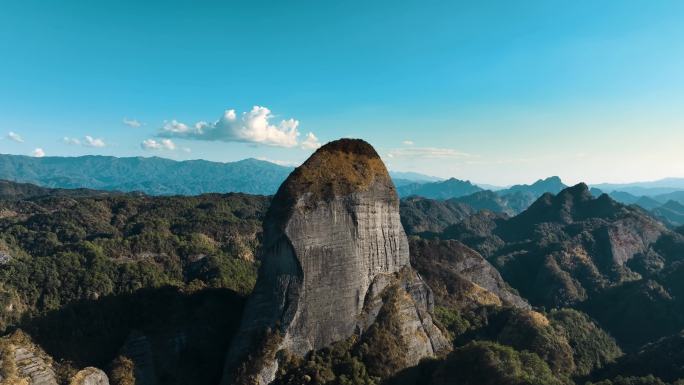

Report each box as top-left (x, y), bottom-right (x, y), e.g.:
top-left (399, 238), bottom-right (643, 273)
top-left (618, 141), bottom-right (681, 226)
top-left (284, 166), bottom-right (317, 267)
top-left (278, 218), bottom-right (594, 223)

top-left (409, 238), bottom-right (529, 310)
top-left (223, 139), bottom-right (448, 384)
top-left (0, 330), bottom-right (110, 385)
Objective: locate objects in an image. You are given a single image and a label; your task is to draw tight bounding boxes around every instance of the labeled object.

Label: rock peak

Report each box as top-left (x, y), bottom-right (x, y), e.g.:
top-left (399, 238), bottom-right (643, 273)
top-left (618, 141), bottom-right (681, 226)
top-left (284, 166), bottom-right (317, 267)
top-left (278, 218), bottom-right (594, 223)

top-left (314, 137), bottom-right (381, 158)
top-left (224, 138), bottom-right (448, 384)
top-left (266, 138), bottom-right (395, 234)
top-left (279, 138), bottom-right (391, 199)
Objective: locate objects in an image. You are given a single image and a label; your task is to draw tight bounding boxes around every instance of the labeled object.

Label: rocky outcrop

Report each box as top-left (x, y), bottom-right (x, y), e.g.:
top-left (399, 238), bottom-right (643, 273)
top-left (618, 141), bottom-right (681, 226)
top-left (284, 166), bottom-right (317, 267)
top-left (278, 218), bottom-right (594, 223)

top-left (604, 215), bottom-right (664, 266)
top-left (357, 267), bottom-right (451, 375)
top-left (409, 238), bottom-right (529, 309)
top-left (445, 184), bottom-right (679, 308)
top-left (119, 331), bottom-right (156, 385)
top-left (69, 367), bottom-right (109, 385)
top-left (0, 330), bottom-right (58, 385)
top-left (0, 331), bottom-right (112, 385)
top-left (223, 139), bottom-right (448, 384)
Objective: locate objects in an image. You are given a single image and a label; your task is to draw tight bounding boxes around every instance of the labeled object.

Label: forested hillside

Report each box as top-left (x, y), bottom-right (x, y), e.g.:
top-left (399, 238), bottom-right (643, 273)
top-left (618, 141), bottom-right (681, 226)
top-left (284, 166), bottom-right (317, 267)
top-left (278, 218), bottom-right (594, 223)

top-left (0, 185), bottom-right (270, 384)
top-left (0, 180), bottom-right (682, 385)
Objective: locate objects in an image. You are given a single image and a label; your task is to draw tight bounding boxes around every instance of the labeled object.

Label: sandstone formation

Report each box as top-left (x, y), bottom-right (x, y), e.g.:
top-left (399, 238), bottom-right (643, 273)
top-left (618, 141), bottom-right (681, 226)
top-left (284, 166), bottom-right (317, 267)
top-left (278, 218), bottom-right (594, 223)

top-left (0, 330), bottom-right (113, 385)
top-left (409, 238), bottom-right (529, 309)
top-left (222, 139), bottom-right (449, 384)
top-left (69, 367), bottom-right (109, 385)
top-left (0, 330), bottom-right (58, 385)
top-left (119, 331), bottom-right (157, 385)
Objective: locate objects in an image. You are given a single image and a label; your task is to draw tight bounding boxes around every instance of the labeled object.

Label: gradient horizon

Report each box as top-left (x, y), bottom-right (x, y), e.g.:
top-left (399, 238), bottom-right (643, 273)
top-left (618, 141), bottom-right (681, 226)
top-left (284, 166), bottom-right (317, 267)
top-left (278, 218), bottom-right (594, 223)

top-left (1, 0), bottom-right (683, 185)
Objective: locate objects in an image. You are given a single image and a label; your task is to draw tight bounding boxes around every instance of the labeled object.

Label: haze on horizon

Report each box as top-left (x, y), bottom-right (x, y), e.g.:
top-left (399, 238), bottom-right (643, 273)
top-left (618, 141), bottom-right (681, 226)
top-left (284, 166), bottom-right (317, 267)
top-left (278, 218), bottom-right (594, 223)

top-left (1, 1), bottom-right (683, 186)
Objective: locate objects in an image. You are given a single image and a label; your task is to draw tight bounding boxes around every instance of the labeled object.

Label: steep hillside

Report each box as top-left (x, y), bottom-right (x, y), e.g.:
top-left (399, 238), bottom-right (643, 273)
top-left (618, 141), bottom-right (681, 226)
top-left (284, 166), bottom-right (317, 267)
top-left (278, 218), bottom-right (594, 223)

top-left (400, 197), bottom-right (474, 234)
top-left (0, 173), bottom-right (681, 384)
top-left (652, 200), bottom-right (684, 227)
top-left (438, 184), bottom-right (684, 349)
top-left (402, 176), bottom-right (569, 216)
top-left (0, 184), bottom-right (270, 385)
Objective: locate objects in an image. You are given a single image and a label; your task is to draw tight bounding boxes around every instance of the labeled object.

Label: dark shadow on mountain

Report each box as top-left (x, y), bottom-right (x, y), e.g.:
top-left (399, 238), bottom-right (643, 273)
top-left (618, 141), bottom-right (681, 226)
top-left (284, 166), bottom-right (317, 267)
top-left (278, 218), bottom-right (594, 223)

top-left (18, 286), bottom-right (246, 385)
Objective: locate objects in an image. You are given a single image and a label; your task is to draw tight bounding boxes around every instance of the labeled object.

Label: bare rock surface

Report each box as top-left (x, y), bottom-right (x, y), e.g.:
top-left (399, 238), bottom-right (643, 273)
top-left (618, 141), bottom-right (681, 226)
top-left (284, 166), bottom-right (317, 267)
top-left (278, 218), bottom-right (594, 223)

top-left (119, 331), bottom-right (157, 385)
top-left (0, 330), bottom-right (58, 385)
top-left (69, 367), bottom-right (109, 385)
top-left (223, 139), bottom-right (448, 384)
top-left (409, 238), bottom-right (529, 309)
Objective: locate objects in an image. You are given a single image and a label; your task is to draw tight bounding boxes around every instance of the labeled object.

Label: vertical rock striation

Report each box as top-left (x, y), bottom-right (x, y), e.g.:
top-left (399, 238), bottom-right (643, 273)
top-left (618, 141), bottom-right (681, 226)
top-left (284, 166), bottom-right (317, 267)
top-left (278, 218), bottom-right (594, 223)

top-left (223, 139), bottom-right (448, 384)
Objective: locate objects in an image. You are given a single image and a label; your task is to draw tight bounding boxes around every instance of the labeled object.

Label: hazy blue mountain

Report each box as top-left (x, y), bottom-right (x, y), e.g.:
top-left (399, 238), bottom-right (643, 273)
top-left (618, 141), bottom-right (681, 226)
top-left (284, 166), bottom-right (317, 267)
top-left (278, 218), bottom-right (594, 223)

top-left (454, 176), bottom-right (570, 215)
top-left (652, 200), bottom-right (684, 227)
top-left (0, 153), bottom-right (449, 197)
top-left (635, 195), bottom-right (664, 210)
top-left (397, 176), bottom-right (568, 213)
top-left (593, 178), bottom-right (684, 195)
top-left (396, 177), bottom-right (483, 199)
top-left (0, 154), bottom-right (293, 195)
top-left (388, 171), bottom-right (442, 183)
top-left (607, 190), bottom-right (641, 205)
top-left (474, 182), bottom-right (507, 191)
top-left (449, 190), bottom-right (511, 214)
top-left (608, 190), bottom-right (674, 211)
top-left (654, 190), bottom-right (684, 205)
top-left (604, 190), bottom-right (684, 226)
top-left (499, 176), bottom-right (567, 196)
top-left (391, 178), bottom-right (418, 187)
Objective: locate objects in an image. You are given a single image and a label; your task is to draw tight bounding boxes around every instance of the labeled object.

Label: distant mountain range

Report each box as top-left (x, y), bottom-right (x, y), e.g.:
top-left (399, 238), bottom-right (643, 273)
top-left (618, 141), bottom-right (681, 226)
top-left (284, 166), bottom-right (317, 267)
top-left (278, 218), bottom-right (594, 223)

top-left (0, 153), bottom-right (444, 196)
top-left (592, 178), bottom-right (684, 196)
top-left (388, 171), bottom-right (443, 183)
top-left (397, 178), bottom-right (484, 199)
top-left (597, 189), bottom-right (684, 227)
top-left (1, 153), bottom-right (683, 221)
top-left (396, 176), bottom-right (568, 215)
top-left (0, 153), bottom-right (297, 195)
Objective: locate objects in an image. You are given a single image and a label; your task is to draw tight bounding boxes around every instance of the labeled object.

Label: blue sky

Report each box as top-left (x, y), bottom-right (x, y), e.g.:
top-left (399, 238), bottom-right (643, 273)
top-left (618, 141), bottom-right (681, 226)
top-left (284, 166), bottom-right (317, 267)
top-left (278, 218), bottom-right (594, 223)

top-left (1, 0), bottom-right (683, 185)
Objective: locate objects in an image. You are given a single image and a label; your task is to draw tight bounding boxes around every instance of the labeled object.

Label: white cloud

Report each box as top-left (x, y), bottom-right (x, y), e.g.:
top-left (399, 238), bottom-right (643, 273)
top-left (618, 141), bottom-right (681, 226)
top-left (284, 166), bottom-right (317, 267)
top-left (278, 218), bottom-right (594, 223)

top-left (6, 132), bottom-right (24, 143)
top-left (159, 106), bottom-right (316, 148)
top-left (386, 147), bottom-right (472, 159)
top-left (84, 136), bottom-right (106, 148)
top-left (62, 137), bottom-right (81, 145)
top-left (300, 132), bottom-right (321, 150)
top-left (122, 118), bottom-right (142, 128)
top-left (32, 148), bottom-right (45, 157)
top-left (141, 138), bottom-right (177, 150)
top-left (402, 140), bottom-right (414, 145)
top-left (63, 136), bottom-right (106, 147)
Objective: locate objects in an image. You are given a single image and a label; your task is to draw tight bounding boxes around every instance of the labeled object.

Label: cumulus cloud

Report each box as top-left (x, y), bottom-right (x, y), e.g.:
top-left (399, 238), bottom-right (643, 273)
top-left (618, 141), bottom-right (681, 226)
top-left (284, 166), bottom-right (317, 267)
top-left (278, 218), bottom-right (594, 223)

top-left (84, 136), bottom-right (106, 148)
top-left (32, 148), bottom-right (45, 157)
top-left (6, 132), bottom-right (24, 143)
top-left (141, 138), bottom-right (177, 151)
top-left (300, 132), bottom-right (321, 150)
top-left (62, 137), bottom-right (81, 145)
top-left (122, 118), bottom-right (142, 128)
top-left (63, 136), bottom-right (106, 147)
top-left (402, 140), bottom-right (414, 145)
top-left (159, 106), bottom-right (318, 148)
top-left (386, 147), bottom-right (472, 159)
